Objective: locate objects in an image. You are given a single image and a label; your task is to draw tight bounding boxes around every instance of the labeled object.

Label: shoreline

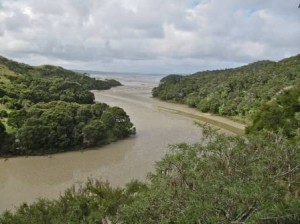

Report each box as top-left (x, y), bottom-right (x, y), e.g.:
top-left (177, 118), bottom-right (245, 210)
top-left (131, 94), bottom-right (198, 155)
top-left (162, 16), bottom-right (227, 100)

top-left (157, 105), bottom-right (245, 135)
top-left (0, 82), bottom-right (246, 212)
top-left (1, 88), bottom-right (246, 160)
top-left (151, 97), bottom-right (246, 135)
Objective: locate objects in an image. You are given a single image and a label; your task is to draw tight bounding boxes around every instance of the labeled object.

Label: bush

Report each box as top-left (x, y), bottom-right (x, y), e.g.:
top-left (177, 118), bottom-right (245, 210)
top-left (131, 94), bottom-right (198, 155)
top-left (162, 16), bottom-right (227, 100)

top-left (0, 110), bottom-right (8, 118)
top-left (1, 127), bottom-right (300, 223)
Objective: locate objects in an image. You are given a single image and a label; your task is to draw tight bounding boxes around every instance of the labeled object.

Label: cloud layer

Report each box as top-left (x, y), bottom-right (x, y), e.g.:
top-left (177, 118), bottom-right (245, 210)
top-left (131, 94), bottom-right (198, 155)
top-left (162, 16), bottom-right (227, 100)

top-left (0, 0), bottom-right (299, 73)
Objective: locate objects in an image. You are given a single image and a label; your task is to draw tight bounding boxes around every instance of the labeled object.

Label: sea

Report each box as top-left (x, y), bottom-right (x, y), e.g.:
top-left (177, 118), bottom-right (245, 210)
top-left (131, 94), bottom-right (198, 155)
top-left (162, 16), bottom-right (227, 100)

top-left (86, 71), bottom-right (165, 87)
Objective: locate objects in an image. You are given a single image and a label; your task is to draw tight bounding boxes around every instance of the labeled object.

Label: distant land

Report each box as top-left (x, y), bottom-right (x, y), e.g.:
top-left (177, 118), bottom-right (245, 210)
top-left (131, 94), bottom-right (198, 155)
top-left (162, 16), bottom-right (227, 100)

top-left (74, 69), bottom-right (164, 77)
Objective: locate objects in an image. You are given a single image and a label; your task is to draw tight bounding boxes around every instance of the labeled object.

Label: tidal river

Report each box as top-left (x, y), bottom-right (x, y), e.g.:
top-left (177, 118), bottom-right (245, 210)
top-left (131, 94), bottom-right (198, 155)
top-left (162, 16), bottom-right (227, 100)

top-left (0, 77), bottom-right (245, 212)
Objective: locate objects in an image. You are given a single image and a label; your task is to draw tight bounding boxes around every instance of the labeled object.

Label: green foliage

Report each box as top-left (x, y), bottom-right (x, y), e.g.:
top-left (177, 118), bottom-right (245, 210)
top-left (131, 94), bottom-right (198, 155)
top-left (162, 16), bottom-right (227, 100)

top-left (0, 180), bottom-right (135, 224)
top-left (7, 110), bottom-right (27, 128)
top-left (1, 75), bottom-right (95, 104)
top-left (2, 55), bottom-right (300, 223)
top-left (0, 56), bottom-right (133, 156)
top-left (0, 55), bottom-right (122, 107)
top-left (1, 102), bottom-right (135, 156)
top-left (121, 127), bottom-right (300, 223)
top-left (153, 55), bottom-right (300, 119)
top-left (0, 110), bottom-right (8, 118)
top-left (106, 107), bottom-right (136, 139)
top-left (0, 87), bottom-right (5, 97)
top-left (0, 121), bottom-right (5, 137)
top-left (247, 85), bottom-right (300, 137)
top-left (1, 127), bottom-right (300, 223)
top-left (0, 121), bottom-right (12, 153)
top-left (0, 56), bottom-right (121, 90)
top-left (83, 120), bottom-right (107, 146)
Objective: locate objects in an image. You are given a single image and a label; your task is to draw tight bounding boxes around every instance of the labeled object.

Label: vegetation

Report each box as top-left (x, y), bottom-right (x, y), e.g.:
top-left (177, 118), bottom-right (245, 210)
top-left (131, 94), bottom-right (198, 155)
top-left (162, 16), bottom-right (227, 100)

top-left (246, 84), bottom-right (300, 138)
top-left (2, 102), bottom-right (135, 156)
top-left (0, 121), bottom-right (6, 142)
top-left (0, 56), bottom-right (121, 91)
top-left (153, 55), bottom-right (300, 120)
top-left (1, 125), bottom-right (300, 223)
top-left (0, 56), bottom-right (134, 156)
top-left (1, 54), bottom-right (300, 222)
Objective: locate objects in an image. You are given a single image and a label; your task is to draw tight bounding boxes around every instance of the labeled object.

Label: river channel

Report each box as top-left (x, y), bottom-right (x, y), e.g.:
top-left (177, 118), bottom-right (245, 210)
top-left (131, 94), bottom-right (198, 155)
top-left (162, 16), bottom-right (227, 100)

top-left (0, 79), bottom-right (208, 212)
top-left (0, 76), bottom-right (245, 212)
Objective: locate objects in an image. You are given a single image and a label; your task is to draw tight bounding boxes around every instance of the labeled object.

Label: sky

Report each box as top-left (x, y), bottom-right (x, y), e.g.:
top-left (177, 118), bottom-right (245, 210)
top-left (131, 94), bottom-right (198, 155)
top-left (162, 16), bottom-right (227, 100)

top-left (0, 0), bottom-right (299, 74)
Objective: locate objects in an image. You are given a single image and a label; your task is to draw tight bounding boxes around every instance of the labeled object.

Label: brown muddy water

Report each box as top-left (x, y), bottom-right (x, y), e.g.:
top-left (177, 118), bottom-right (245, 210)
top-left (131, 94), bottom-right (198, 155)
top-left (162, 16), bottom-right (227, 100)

top-left (0, 80), bottom-right (245, 212)
top-left (0, 82), bottom-right (199, 212)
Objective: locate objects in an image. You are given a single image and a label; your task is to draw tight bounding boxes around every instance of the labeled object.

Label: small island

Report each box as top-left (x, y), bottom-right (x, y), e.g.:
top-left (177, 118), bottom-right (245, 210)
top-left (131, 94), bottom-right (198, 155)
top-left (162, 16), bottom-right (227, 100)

top-left (0, 56), bottom-right (135, 156)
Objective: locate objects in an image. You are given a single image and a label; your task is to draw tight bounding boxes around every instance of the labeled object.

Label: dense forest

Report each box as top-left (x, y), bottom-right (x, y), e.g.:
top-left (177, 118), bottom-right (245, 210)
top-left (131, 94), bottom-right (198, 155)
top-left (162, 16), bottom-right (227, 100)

top-left (246, 83), bottom-right (300, 138)
top-left (1, 125), bottom-right (299, 223)
top-left (0, 56), bottom-right (135, 156)
top-left (153, 55), bottom-right (300, 122)
top-left (1, 55), bottom-right (299, 223)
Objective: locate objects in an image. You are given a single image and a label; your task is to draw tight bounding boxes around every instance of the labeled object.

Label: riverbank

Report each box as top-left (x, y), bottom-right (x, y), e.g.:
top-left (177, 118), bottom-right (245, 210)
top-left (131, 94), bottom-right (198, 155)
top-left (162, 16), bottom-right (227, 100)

top-left (154, 101), bottom-right (246, 135)
top-left (0, 79), bottom-right (247, 212)
top-left (95, 86), bottom-right (246, 136)
top-left (0, 83), bottom-right (201, 212)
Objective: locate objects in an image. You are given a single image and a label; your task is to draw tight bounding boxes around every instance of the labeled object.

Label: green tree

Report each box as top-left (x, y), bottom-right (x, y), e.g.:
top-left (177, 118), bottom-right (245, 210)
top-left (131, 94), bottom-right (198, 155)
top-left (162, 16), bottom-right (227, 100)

top-left (0, 121), bottom-right (6, 140)
top-left (2, 127), bottom-right (300, 223)
top-left (247, 85), bottom-right (300, 137)
top-left (153, 54), bottom-right (300, 121)
top-left (7, 109), bottom-right (27, 128)
top-left (121, 127), bottom-right (300, 223)
top-left (83, 120), bottom-right (107, 146)
top-left (0, 110), bottom-right (8, 118)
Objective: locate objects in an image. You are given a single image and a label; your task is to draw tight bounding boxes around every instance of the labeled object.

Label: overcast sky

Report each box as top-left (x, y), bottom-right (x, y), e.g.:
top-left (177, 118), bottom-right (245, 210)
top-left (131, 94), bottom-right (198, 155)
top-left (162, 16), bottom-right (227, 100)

top-left (0, 0), bottom-right (299, 74)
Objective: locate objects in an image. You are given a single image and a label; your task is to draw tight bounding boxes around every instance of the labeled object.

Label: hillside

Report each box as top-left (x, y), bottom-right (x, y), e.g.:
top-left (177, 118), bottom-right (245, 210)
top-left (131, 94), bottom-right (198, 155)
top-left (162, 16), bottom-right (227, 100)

top-left (1, 55), bottom-right (300, 222)
top-left (153, 54), bottom-right (300, 121)
top-left (0, 56), bottom-right (134, 156)
top-left (0, 56), bottom-right (121, 91)
top-left (1, 125), bottom-right (299, 223)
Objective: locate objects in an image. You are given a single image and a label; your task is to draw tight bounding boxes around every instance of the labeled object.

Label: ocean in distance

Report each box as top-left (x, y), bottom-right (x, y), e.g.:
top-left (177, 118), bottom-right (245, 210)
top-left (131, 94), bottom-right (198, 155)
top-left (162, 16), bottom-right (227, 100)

top-left (79, 70), bottom-right (165, 88)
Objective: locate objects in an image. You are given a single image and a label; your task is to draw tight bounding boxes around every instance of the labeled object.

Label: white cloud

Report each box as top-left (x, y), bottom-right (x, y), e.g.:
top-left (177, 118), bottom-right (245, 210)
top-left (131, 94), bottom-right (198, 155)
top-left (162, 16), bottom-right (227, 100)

top-left (0, 0), bottom-right (299, 73)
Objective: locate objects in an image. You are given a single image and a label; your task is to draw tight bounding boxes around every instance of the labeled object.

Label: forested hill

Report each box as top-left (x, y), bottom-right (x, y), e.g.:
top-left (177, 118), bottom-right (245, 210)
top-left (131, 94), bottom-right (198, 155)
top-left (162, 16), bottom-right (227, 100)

top-left (0, 56), bottom-right (121, 90)
top-left (0, 56), bottom-right (135, 156)
top-left (153, 54), bottom-right (300, 120)
top-left (1, 56), bottom-right (300, 223)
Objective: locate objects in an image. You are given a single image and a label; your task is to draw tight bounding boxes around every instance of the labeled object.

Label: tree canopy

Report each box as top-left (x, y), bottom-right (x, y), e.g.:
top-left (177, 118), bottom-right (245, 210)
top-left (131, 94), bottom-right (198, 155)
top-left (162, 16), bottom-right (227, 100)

top-left (247, 84), bottom-right (300, 138)
top-left (0, 56), bottom-right (134, 156)
top-left (1, 54), bottom-right (300, 222)
top-left (1, 126), bottom-right (299, 223)
top-left (153, 55), bottom-right (300, 120)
